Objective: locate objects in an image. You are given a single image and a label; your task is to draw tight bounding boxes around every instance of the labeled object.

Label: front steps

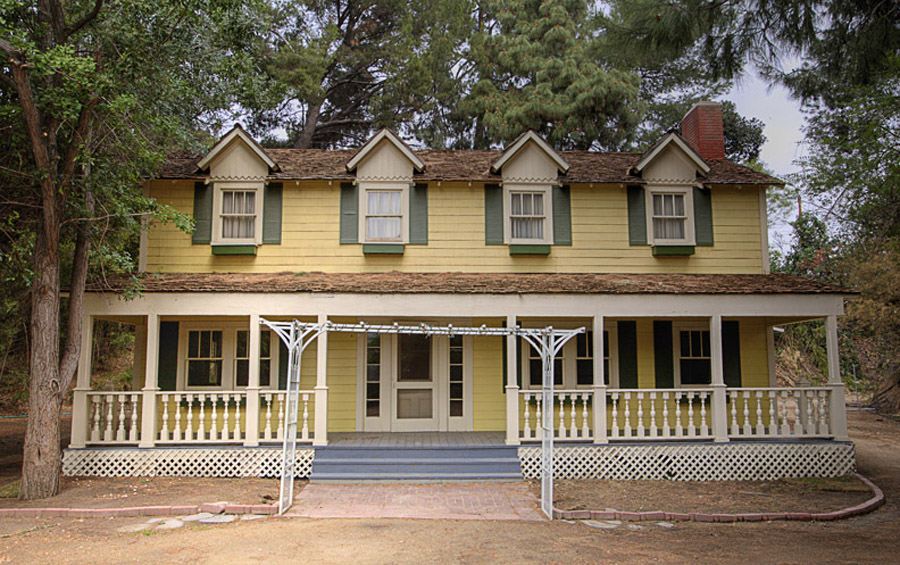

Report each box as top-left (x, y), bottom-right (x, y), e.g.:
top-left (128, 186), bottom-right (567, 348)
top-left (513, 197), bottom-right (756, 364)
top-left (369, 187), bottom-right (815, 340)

top-left (310, 446), bottom-right (523, 483)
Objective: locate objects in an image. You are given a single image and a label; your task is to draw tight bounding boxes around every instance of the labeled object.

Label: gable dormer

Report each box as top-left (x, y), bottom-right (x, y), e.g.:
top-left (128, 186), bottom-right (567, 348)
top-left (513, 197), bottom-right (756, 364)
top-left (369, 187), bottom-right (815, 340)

top-left (346, 128), bottom-right (425, 181)
top-left (192, 126), bottom-right (282, 254)
top-left (491, 130), bottom-right (569, 183)
top-left (632, 132), bottom-right (710, 183)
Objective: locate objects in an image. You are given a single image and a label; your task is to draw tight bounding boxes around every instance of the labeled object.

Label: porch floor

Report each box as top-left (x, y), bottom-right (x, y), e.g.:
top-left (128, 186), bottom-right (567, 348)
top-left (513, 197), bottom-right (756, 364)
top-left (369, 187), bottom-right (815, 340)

top-left (327, 432), bottom-right (506, 448)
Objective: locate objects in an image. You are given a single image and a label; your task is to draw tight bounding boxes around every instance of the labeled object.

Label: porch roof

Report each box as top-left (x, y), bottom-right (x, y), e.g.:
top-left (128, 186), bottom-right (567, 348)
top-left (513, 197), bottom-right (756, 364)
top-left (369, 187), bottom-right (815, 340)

top-left (87, 272), bottom-right (853, 296)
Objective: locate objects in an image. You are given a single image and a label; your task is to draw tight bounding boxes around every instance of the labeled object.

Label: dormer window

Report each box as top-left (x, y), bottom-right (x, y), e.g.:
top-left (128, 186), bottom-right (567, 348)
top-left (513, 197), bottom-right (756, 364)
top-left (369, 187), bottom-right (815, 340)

top-left (365, 189), bottom-right (404, 242)
top-left (646, 187), bottom-right (694, 246)
top-left (505, 185), bottom-right (553, 244)
top-left (221, 190), bottom-right (257, 240)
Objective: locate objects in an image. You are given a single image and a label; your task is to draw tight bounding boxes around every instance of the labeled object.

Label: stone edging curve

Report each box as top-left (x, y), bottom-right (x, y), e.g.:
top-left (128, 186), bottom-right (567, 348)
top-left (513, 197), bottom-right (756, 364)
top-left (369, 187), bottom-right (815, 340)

top-left (553, 473), bottom-right (885, 523)
top-left (0, 501), bottom-right (277, 519)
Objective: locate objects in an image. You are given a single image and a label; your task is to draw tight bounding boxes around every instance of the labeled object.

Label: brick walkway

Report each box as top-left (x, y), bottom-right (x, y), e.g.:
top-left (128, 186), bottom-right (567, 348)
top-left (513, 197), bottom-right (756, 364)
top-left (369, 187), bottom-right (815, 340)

top-left (284, 483), bottom-right (545, 521)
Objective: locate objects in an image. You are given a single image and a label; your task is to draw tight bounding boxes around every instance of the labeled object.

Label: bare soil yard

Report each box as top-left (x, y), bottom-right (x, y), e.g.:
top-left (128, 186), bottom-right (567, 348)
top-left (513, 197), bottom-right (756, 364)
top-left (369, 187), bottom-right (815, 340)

top-left (0, 410), bottom-right (896, 564)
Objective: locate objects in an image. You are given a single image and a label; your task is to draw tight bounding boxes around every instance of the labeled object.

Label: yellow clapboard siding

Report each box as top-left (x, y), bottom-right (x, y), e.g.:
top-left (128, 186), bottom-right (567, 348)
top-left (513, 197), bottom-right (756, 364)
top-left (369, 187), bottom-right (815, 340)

top-left (145, 181), bottom-right (765, 274)
top-left (472, 334), bottom-right (505, 432)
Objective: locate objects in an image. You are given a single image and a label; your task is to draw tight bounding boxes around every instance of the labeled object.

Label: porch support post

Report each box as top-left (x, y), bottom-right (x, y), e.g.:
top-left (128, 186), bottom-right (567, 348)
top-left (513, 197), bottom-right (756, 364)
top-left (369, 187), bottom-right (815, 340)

top-left (592, 315), bottom-right (608, 444)
top-left (709, 314), bottom-right (729, 442)
top-left (314, 314), bottom-right (329, 446)
top-left (825, 315), bottom-right (849, 440)
top-left (139, 313), bottom-right (160, 448)
top-left (132, 323), bottom-right (147, 392)
top-left (505, 315), bottom-right (520, 446)
top-left (244, 313), bottom-right (261, 446)
top-left (70, 315), bottom-right (94, 448)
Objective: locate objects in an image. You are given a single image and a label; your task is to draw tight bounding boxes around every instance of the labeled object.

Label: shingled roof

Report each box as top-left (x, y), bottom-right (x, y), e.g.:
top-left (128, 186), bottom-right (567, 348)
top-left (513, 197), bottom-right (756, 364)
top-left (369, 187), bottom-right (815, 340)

top-left (88, 272), bottom-right (850, 295)
top-left (159, 148), bottom-right (781, 186)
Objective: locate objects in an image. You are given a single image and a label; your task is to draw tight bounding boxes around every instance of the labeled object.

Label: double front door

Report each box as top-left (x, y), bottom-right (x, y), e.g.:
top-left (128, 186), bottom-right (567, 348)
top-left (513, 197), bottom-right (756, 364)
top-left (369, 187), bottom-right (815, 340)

top-left (362, 332), bottom-right (470, 432)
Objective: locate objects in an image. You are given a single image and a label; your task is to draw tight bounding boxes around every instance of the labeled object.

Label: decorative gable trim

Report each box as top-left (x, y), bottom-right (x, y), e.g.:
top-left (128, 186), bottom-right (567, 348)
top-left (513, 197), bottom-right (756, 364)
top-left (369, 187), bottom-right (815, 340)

top-left (490, 130), bottom-right (569, 174)
top-left (633, 132), bottom-right (710, 176)
top-left (197, 125), bottom-right (279, 172)
top-left (346, 128), bottom-right (425, 173)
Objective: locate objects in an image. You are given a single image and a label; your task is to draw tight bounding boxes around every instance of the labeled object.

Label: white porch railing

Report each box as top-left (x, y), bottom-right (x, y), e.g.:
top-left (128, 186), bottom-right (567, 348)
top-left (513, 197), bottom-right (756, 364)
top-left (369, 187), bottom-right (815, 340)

top-left (727, 387), bottom-right (834, 438)
top-left (86, 392), bottom-right (141, 445)
top-left (156, 392), bottom-right (247, 443)
top-left (517, 386), bottom-right (841, 443)
top-left (259, 391), bottom-right (315, 443)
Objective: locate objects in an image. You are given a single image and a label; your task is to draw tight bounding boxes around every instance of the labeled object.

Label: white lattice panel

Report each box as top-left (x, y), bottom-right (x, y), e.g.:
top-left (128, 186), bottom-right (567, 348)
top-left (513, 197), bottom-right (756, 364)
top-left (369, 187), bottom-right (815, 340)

top-left (63, 447), bottom-right (314, 478)
top-left (518, 442), bottom-right (855, 481)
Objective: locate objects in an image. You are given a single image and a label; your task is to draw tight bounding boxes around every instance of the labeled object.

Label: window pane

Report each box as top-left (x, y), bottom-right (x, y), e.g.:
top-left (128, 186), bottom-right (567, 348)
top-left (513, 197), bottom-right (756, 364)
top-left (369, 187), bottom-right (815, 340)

top-left (367, 346), bottom-right (380, 365)
top-left (681, 359), bottom-right (711, 385)
top-left (511, 193), bottom-right (523, 215)
top-left (664, 194), bottom-right (674, 215)
top-left (245, 192), bottom-right (255, 214)
top-left (450, 383), bottom-right (463, 399)
top-left (367, 332), bottom-right (380, 349)
top-left (653, 194), bottom-right (663, 215)
top-left (367, 217), bottom-right (401, 240)
top-left (521, 193), bottom-right (533, 215)
top-left (529, 359), bottom-right (542, 386)
top-left (236, 359), bottom-right (249, 387)
top-left (691, 331), bottom-right (703, 357)
top-left (367, 401), bottom-right (380, 417)
top-left (211, 331), bottom-right (222, 358)
top-left (259, 359), bottom-right (271, 387)
top-left (188, 331), bottom-right (199, 358)
top-left (603, 359), bottom-right (610, 384)
top-left (188, 360), bottom-right (222, 386)
top-left (554, 359), bottom-right (563, 386)
top-left (222, 191), bottom-right (234, 213)
top-left (533, 193), bottom-right (543, 215)
top-left (366, 382), bottom-right (380, 400)
top-left (450, 364), bottom-right (463, 382)
top-left (577, 359), bottom-right (593, 386)
top-left (603, 331), bottom-right (609, 358)
top-left (673, 194), bottom-right (684, 216)
top-left (199, 331), bottom-right (210, 358)
top-left (680, 331), bottom-right (690, 357)
top-left (450, 399), bottom-right (463, 417)
top-left (398, 334), bottom-right (430, 382)
top-left (367, 365), bottom-right (380, 382)
top-left (260, 331), bottom-right (271, 358)
top-left (702, 330), bottom-right (711, 357)
top-left (450, 347), bottom-right (463, 365)
top-left (236, 330), bottom-right (248, 358)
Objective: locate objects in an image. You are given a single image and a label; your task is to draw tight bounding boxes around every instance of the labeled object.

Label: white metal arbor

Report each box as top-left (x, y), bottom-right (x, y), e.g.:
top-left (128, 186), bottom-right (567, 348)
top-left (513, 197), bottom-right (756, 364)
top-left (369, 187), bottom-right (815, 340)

top-left (260, 318), bottom-right (583, 517)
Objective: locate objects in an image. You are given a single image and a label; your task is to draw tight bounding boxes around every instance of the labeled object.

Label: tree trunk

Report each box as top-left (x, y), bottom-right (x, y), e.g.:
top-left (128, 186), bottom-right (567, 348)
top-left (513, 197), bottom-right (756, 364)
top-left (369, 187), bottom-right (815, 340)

top-left (293, 99), bottom-right (324, 149)
top-left (20, 227), bottom-right (62, 499)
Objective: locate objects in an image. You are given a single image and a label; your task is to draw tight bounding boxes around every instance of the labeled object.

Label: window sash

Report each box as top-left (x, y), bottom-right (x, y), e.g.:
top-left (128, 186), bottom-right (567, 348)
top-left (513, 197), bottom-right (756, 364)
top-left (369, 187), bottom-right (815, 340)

top-left (365, 190), bottom-right (403, 241)
top-left (220, 190), bottom-right (257, 240)
top-left (651, 193), bottom-right (687, 241)
top-left (510, 192), bottom-right (546, 240)
top-left (235, 330), bottom-right (272, 387)
top-left (678, 329), bottom-right (712, 385)
top-left (187, 330), bottom-right (223, 387)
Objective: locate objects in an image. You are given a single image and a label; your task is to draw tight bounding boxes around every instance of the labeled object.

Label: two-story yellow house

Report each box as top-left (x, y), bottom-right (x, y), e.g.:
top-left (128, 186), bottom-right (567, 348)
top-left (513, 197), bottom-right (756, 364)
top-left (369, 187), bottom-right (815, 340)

top-left (64, 102), bottom-right (854, 483)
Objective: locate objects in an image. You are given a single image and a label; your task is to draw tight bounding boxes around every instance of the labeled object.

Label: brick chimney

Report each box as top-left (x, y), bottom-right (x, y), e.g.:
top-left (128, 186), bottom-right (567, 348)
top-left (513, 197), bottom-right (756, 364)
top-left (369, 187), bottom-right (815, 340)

top-left (681, 101), bottom-right (725, 160)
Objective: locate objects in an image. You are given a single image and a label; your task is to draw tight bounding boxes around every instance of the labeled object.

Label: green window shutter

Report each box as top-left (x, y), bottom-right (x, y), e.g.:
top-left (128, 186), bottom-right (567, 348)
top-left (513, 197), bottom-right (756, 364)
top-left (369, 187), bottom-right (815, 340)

top-left (722, 320), bottom-right (742, 387)
top-left (617, 321), bottom-right (638, 388)
top-left (339, 182), bottom-right (358, 244)
top-left (552, 185), bottom-right (572, 246)
top-left (484, 183), bottom-right (504, 245)
top-left (653, 321), bottom-right (674, 388)
top-left (157, 321), bottom-right (179, 391)
top-left (409, 183), bottom-right (428, 244)
top-left (262, 182), bottom-right (283, 244)
top-left (694, 186), bottom-right (714, 246)
top-left (191, 182), bottom-right (212, 244)
top-left (278, 339), bottom-right (289, 390)
top-left (627, 185), bottom-right (647, 245)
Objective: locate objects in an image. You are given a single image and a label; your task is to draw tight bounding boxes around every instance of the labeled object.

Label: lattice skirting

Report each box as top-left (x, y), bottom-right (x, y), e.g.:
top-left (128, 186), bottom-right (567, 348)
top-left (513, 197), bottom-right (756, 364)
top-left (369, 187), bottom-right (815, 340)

top-left (63, 447), bottom-right (315, 478)
top-left (518, 442), bottom-right (856, 481)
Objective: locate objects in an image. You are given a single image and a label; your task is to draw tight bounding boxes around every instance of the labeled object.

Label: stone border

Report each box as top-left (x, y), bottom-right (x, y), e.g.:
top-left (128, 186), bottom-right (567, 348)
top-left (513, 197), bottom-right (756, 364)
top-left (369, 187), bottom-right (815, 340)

top-left (0, 502), bottom-right (277, 519)
top-left (553, 473), bottom-right (884, 523)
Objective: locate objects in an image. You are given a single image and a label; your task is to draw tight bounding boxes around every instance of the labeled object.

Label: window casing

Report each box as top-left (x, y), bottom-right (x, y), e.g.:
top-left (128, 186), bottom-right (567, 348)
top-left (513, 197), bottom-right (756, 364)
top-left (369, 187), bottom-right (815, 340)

top-left (359, 185), bottom-right (409, 243)
top-left (186, 330), bottom-right (223, 387)
top-left (235, 329), bottom-right (275, 388)
top-left (646, 186), bottom-right (694, 246)
top-left (505, 185), bottom-right (553, 244)
top-left (212, 184), bottom-right (262, 245)
top-left (675, 326), bottom-right (712, 386)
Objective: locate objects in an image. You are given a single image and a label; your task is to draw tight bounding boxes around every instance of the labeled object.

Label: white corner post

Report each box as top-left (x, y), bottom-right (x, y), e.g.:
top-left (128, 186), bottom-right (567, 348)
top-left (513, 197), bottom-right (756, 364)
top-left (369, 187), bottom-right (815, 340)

top-left (592, 315), bottom-right (608, 444)
top-left (313, 314), bottom-right (329, 446)
top-left (244, 313), bottom-right (261, 446)
top-left (505, 315), bottom-right (520, 446)
top-left (139, 313), bottom-right (160, 448)
top-left (709, 314), bottom-right (729, 442)
top-left (70, 315), bottom-right (94, 448)
top-left (826, 315), bottom-right (849, 441)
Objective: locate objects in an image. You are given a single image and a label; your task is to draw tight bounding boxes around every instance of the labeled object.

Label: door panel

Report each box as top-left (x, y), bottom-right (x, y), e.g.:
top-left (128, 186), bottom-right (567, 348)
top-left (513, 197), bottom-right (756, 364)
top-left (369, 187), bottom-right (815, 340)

top-left (392, 334), bottom-right (438, 431)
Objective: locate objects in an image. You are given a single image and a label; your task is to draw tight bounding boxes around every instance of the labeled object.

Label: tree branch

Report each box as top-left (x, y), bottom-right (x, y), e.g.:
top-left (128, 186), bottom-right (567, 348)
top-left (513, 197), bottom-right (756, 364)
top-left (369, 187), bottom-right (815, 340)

top-left (64, 0), bottom-right (105, 41)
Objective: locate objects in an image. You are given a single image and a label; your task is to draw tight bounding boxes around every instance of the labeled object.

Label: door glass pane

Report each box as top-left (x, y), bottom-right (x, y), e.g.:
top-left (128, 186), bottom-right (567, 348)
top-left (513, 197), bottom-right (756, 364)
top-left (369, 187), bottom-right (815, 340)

top-left (365, 332), bottom-right (380, 417)
top-left (397, 389), bottom-right (433, 419)
top-left (398, 334), bottom-right (431, 382)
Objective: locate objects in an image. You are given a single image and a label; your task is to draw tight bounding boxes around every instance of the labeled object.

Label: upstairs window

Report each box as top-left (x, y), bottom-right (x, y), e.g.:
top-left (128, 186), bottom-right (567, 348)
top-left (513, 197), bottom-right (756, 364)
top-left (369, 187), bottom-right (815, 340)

top-left (647, 188), bottom-right (694, 246)
top-left (221, 190), bottom-right (257, 240)
top-left (505, 186), bottom-right (553, 244)
top-left (364, 189), bottom-right (404, 242)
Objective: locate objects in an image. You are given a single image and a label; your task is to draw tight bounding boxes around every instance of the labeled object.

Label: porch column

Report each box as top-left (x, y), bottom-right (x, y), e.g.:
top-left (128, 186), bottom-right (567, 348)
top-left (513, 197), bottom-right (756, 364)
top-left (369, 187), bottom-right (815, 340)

top-left (139, 313), bottom-right (160, 447)
top-left (314, 313), bottom-right (328, 446)
top-left (505, 315), bottom-right (520, 445)
top-left (244, 313), bottom-right (261, 446)
top-left (825, 315), bottom-right (849, 440)
top-left (132, 323), bottom-right (147, 392)
top-left (70, 315), bottom-right (94, 448)
top-left (709, 314), bottom-right (729, 442)
top-left (592, 316), bottom-right (608, 444)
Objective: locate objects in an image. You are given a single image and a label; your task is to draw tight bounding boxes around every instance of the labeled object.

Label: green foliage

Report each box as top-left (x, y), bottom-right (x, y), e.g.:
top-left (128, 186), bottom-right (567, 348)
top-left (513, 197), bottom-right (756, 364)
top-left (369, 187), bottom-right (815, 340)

top-left (462, 0), bottom-right (643, 150)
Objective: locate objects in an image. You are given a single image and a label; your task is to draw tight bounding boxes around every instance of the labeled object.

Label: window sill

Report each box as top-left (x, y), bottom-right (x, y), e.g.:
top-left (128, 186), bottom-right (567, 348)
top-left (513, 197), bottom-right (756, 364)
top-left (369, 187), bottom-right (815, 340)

top-left (362, 243), bottom-right (405, 255)
top-left (509, 244), bottom-right (551, 256)
top-left (652, 245), bottom-right (695, 256)
top-left (211, 244), bottom-right (258, 256)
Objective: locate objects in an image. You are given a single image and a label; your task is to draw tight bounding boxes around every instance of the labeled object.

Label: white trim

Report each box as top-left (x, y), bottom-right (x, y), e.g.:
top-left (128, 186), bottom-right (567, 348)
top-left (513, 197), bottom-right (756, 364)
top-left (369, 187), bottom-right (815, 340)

top-left (346, 129), bottom-right (425, 172)
top-left (504, 184), bottom-right (553, 245)
top-left (198, 126), bottom-right (277, 171)
top-left (211, 183), bottom-right (263, 245)
top-left (645, 185), bottom-right (696, 246)
top-left (358, 183), bottom-right (410, 244)
top-left (491, 131), bottom-right (570, 174)
top-left (634, 132), bottom-right (710, 175)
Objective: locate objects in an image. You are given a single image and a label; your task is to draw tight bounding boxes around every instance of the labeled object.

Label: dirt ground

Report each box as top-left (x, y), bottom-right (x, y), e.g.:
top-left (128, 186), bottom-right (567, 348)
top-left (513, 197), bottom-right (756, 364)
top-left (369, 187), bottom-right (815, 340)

top-left (0, 410), bottom-right (897, 563)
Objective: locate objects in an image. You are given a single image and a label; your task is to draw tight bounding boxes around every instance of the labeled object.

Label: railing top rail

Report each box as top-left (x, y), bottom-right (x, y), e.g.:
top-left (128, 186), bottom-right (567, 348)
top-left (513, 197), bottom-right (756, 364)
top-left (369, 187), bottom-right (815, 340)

top-left (607, 388), bottom-right (714, 394)
top-left (520, 389), bottom-right (590, 394)
top-left (85, 390), bottom-right (140, 396)
top-left (728, 386), bottom-right (833, 392)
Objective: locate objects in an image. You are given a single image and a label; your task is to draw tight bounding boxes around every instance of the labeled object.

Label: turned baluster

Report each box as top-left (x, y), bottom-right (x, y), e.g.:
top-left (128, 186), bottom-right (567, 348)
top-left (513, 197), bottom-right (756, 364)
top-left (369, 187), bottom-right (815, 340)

top-left (221, 395), bottom-right (230, 440)
top-left (805, 391), bottom-right (816, 436)
top-left (301, 393), bottom-right (310, 440)
top-left (730, 391), bottom-right (739, 436)
top-left (661, 392), bottom-right (670, 437)
top-left (636, 392), bottom-right (645, 438)
top-left (581, 393), bottom-right (590, 439)
top-left (185, 394), bottom-right (195, 441)
top-left (104, 397), bottom-right (115, 442)
top-left (129, 394), bottom-right (140, 442)
top-left (742, 392), bottom-right (752, 436)
top-left (623, 392), bottom-right (632, 438)
top-left (535, 395), bottom-right (543, 440)
top-left (210, 394), bottom-right (219, 441)
top-left (673, 392), bottom-right (683, 437)
top-left (232, 394), bottom-right (242, 440)
top-left (558, 394), bottom-right (567, 439)
top-left (197, 394), bottom-right (207, 441)
top-left (523, 393), bottom-right (532, 439)
top-left (766, 391), bottom-right (776, 436)
top-left (699, 392), bottom-right (709, 436)
top-left (276, 395), bottom-right (285, 440)
top-left (610, 393), bottom-right (619, 438)
top-left (172, 394), bottom-right (183, 441)
top-left (160, 394), bottom-right (170, 441)
top-left (90, 396), bottom-right (101, 443)
top-left (686, 393), bottom-right (696, 437)
top-left (648, 392), bottom-right (657, 437)
top-left (115, 394), bottom-right (127, 442)
top-left (264, 394), bottom-right (273, 440)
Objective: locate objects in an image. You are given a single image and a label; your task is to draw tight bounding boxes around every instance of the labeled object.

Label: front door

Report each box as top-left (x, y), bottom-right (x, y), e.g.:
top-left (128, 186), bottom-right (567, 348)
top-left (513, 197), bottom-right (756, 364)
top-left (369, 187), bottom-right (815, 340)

top-left (391, 334), bottom-right (439, 431)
